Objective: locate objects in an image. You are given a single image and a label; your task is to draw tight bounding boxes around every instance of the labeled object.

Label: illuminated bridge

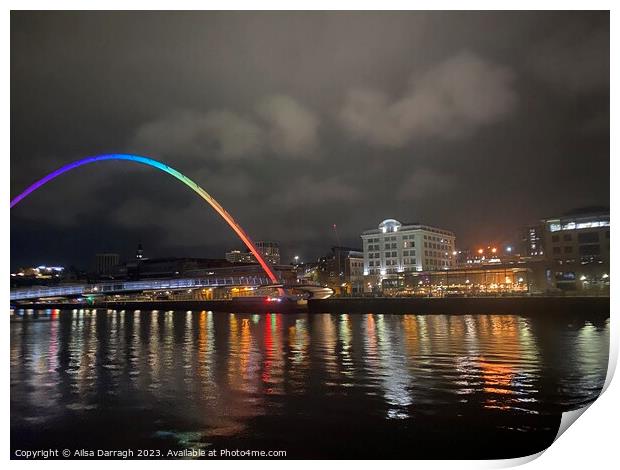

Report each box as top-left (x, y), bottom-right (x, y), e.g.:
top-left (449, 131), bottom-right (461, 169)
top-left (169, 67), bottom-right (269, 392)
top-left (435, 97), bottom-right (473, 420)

top-left (11, 278), bottom-right (333, 303)
top-left (10, 154), bottom-right (280, 285)
top-left (10, 153), bottom-right (335, 304)
top-left (10, 274), bottom-right (273, 302)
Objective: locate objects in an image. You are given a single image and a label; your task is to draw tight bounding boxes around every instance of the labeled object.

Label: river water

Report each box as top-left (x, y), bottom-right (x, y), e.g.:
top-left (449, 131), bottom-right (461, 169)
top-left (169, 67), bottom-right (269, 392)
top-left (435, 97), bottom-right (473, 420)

top-left (10, 309), bottom-right (609, 459)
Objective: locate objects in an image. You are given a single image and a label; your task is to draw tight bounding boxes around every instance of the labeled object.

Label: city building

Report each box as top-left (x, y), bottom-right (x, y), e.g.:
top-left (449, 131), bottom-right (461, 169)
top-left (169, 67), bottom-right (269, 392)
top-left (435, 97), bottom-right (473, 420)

top-left (120, 257), bottom-right (231, 279)
top-left (225, 250), bottom-right (254, 264)
top-left (456, 245), bottom-right (518, 266)
top-left (541, 207), bottom-right (610, 291)
top-left (362, 219), bottom-right (456, 276)
top-left (313, 246), bottom-right (364, 295)
top-left (380, 265), bottom-right (533, 297)
top-left (11, 265), bottom-right (64, 278)
top-left (345, 250), bottom-right (365, 295)
top-left (10, 265), bottom-right (69, 288)
top-left (255, 241), bottom-right (280, 265)
top-left (520, 224), bottom-right (545, 258)
top-left (95, 253), bottom-right (120, 276)
top-left (136, 243), bottom-right (145, 260)
top-left (225, 240), bottom-right (281, 265)
top-left (112, 256), bottom-right (296, 284)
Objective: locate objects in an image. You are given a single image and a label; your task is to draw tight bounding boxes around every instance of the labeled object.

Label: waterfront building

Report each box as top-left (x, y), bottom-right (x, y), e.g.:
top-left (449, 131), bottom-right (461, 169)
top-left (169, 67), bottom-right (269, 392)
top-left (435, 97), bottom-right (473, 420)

top-left (380, 265), bottom-right (533, 297)
top-left (255, 241), bottom-right (280, 265)
top-left (314, 246), bottom-right (364, 295)
top-left (346, 250), bottom-right (365, 295)
top-left (361, 219), bottom-right (456, 294)
top-left (520, 224), bottom-right (545, 258)
top-left (11, 265), bottom-right (65, 278)
top-left (10, 265), bottom-right (66, 288)
top-left (540, 207), bottom-right (610, 291)
top-left (362, 219), bottom-right (456, 274)
top-left (122, 257), bottom-right (232, 279)
top-left (225, 249), bottom-right (255, 264)
top-left (225, 241), bottom-right (281, 265)
top-left (95, 253), bottom-right (120, 276)
top-left (456, 245), bottom-right (518, 266)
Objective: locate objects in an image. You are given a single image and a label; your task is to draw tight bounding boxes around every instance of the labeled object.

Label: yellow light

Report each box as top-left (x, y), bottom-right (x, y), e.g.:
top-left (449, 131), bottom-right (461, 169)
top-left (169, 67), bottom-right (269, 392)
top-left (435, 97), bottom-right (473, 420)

top-left (491, 248), bottom-right (497, 254)
top-left (478, 249), bottom-right (483, 254)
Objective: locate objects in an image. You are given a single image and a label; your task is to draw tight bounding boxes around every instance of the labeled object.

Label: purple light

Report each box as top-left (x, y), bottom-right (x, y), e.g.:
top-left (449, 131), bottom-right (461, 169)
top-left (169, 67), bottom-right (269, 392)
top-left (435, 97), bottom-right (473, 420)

top-left (10, 153), bottom-right (280, 285)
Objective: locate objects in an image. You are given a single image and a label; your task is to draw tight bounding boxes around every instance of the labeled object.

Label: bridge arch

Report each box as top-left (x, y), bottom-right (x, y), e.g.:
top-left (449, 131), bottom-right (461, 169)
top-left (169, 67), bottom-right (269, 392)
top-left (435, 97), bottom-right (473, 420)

top-left (10, 153), bottom-right (279, 284)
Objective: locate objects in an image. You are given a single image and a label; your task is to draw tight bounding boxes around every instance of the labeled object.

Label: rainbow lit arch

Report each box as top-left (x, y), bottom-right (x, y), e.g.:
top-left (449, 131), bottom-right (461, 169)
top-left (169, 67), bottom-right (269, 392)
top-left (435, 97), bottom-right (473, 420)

top-left (10, 153), bottom-right (279, 284)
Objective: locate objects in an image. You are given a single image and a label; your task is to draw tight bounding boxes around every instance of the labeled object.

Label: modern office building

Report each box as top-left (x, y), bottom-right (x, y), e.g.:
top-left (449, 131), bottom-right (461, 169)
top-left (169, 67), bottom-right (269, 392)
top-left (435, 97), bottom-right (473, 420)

top-left (381, 265), bottom-right (533, 297)
top-left (95, 253), bottom-right (120, 276)
top-left (255, 241), bottom-right (280, 265)
top-left (541, 207), bottom-right (609, 291)
top-left (362, 219), bottom-right (456, 276)
top-left (520, 224), bottom-right (545, 258)
top-left (225, 250), bottom-right (255, 264)
top-left (225, 241), bottom-right (281, 265)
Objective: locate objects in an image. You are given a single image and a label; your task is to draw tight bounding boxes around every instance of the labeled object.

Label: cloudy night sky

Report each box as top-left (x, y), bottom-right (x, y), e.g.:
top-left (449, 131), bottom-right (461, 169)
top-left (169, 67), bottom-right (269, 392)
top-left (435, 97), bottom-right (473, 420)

top-left (10, 11), bottom-right (609, 269)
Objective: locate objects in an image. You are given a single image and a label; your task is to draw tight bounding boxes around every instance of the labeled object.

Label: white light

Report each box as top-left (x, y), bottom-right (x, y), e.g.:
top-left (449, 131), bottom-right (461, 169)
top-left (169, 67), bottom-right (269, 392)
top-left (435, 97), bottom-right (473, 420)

top-left (580, 275), bottom-right (587, 281)
top-left (506, 246), bottom-right (512, 252)
top-left (602, 273), bottom-right (609, 279)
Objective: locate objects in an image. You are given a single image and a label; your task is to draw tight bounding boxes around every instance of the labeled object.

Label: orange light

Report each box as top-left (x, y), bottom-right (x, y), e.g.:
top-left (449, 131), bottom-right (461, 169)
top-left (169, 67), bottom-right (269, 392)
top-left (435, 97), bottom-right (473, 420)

top-left (478, 249), bottom-right (484, 254)
top-left (491, 247), bottom-right (497, 254)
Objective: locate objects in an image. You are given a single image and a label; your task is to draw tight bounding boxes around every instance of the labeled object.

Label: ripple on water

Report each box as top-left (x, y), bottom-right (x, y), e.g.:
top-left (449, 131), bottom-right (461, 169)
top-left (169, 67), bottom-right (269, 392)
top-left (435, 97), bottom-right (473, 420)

top-left (10, 310), bottom-right (609, 453)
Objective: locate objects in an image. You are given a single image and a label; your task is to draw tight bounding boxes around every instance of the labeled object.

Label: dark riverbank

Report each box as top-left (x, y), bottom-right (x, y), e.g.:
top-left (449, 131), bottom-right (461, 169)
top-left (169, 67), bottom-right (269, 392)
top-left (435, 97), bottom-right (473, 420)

top-left (308, 296), bottom-right (610, 317)
top-left (13, 296), bottom-right (610, 317)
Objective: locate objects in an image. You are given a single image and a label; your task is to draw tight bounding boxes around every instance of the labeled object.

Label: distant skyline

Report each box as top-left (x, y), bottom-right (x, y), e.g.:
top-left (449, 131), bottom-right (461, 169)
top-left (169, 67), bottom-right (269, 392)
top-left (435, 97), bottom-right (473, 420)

top-left (11, 11), bottom-right (609, 269)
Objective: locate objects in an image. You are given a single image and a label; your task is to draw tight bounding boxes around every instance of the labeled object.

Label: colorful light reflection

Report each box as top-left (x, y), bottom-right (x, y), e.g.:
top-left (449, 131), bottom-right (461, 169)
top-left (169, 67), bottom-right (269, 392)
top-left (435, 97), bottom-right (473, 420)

top-left (10, 153), bottom-right (278, 284)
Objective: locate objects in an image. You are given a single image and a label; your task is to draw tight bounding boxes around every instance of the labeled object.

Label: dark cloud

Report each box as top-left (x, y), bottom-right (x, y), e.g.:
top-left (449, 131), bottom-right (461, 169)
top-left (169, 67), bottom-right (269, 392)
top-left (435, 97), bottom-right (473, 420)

top-left (397, 168), bottom-right (457, 201)
top-left (130, 94), bottom-right (320, 161)
top-left (10, 11), bottom-right (609, 268)
top-left (527, 19), bottom-right (609, 94)
top-left (339, 51), bottom-right (517, 146)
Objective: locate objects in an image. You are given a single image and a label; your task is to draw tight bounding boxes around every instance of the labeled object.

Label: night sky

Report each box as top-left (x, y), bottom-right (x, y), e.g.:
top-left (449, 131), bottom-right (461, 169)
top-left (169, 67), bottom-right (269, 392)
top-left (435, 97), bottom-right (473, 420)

top-left (10, 11), bottom-right (609, 270)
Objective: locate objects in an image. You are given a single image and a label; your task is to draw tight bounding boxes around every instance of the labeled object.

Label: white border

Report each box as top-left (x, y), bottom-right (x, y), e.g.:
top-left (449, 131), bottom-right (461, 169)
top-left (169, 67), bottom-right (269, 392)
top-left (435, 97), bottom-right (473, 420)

top-left (4, 2), bottom-right (616, 469)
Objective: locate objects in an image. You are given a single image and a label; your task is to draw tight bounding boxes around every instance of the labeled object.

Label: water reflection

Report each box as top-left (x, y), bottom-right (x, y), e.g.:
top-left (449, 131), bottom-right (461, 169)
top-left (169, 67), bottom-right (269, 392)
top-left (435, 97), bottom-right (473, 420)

top-left (11, 310), bottom-right (609, 457)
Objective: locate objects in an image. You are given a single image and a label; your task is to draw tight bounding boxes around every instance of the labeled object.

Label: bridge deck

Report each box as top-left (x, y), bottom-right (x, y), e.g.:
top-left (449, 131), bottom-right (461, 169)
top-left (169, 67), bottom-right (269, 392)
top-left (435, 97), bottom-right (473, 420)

top-left (10, 275), bottom-right (273, 301)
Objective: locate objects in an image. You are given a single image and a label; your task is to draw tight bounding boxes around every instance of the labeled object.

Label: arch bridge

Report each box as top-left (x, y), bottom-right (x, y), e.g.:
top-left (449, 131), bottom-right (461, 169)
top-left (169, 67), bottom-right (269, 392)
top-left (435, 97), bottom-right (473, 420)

top-left (11, 154), bottom-right (279, 283)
